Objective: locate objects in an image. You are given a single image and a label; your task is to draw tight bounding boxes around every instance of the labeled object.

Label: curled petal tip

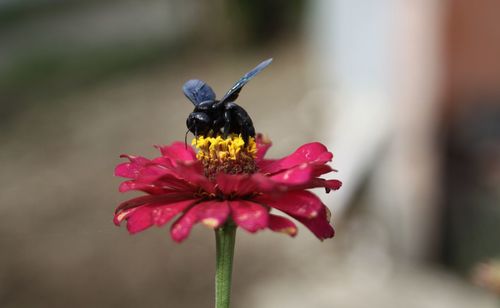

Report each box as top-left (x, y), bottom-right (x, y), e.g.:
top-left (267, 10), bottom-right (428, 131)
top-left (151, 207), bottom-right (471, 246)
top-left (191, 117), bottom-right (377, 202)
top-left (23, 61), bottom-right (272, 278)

top-left (170, 223), bottom-right (189, 243)
top-left (259, 134), bottom-right (272, 145)
top-left (325, 207), bottom-right (332, 222)
top-left (113, 214), bottom-right (123, 226)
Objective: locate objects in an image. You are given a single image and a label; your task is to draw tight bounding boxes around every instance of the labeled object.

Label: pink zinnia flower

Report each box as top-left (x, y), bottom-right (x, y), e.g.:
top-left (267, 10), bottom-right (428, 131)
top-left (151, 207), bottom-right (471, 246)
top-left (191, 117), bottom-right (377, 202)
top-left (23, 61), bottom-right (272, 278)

top-left (114, 134), bottom-right (341, 242)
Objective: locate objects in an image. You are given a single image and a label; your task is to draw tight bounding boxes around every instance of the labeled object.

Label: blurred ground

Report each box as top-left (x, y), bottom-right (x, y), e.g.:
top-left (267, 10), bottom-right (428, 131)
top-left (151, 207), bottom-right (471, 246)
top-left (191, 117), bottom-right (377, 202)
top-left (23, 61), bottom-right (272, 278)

top-left (0, 39), bottom-right (497, 307)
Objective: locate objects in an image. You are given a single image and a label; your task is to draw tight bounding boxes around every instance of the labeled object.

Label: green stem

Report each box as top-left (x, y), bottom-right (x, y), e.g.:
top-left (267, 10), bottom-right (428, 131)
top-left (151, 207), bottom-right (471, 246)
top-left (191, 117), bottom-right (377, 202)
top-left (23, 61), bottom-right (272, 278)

top-left (215, 223), bottom-right (237, 308)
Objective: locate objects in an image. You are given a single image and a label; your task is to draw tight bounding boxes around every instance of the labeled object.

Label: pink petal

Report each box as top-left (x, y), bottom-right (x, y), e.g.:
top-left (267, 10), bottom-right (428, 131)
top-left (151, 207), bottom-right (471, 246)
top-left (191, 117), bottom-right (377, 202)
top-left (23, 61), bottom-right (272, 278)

top-left (118, 181), bottom-right (168, 194)
top-left (151, 156), bottom-right (175, 168)
top-left (270, 164), bottom-right (313, 185)
top-left (268, 214), bottom-right (297, 237)
top-left (115, 162), bottom-right (135, 178)
top-left (170, 201), bottom-right (230, 242)
top-left (230, 200), bottom-right (269, 233)
top-left (114, 207), bottom-right (138, 226)
top-left (325, 179), bottom-right (342, 190)
top-left (249, 173), bottom-right (281, 192)
top-left (125, 207), bottom-right (154, 234)
top-left (115, 193), bottom-right (193, 214)
top-left (153, 173), bottom-right (199, 192)
top-left (115, 199), bottom-right (195, 234)
top-left (255, 190), bottom-right (323, 218)
top-left (156, 142), bottom-right (196, 163)
top-left (300, 178), bottom-right (343, 193)
top-left (216, 173), bottom-right (260, 196)
top-left (260, 142), bottom-right (333, 174)
top-left (151, 199), bottom-right (195, 227)
top-left (256, 158), bottom-right (276, 173)
top-left (117, 163), bottom-right (173, 187)
top-left (115, 155), bottom-right (151, 178)
top-left (135, 161), bottom-right (209, 193)
top-left (291, 206), bottom-right (334, 240)
top-left (255, 134), bottom-right (272, 162)
top-left (174, 161), bottom-right (215, 193)
top-left (318, 179), bottom-right (342, 192)
top-left (312, 165), bottom-right (337, 177)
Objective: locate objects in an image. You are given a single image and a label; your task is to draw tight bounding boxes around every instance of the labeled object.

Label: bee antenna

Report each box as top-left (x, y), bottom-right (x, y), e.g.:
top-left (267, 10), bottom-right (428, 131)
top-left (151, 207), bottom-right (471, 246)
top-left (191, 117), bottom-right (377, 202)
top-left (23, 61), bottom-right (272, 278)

top-left (184, 129), bottom-right (190, 150)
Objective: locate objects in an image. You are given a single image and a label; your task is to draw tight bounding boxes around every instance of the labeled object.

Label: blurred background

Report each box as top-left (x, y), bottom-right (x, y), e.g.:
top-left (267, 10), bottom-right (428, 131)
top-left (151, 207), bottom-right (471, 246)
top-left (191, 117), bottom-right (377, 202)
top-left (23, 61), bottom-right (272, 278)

top-left (1, 0), bottom-right (500, 307)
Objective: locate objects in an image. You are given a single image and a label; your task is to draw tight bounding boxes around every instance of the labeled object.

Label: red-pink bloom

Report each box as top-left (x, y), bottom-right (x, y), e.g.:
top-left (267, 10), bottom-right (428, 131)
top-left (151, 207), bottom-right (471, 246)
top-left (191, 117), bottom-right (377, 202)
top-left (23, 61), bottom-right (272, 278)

top-left (114, 134), bottom-right (342, 242)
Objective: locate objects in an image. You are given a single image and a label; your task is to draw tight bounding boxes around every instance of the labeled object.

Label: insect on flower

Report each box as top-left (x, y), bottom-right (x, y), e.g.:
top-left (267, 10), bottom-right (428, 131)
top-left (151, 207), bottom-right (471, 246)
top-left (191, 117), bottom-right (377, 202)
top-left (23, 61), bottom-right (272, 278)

top-left (183, 58), bottom-right (272, 144)
top-left (114, 58), bottom-right (342, 308)
top-left (114, 59), bottom-right (341, 243)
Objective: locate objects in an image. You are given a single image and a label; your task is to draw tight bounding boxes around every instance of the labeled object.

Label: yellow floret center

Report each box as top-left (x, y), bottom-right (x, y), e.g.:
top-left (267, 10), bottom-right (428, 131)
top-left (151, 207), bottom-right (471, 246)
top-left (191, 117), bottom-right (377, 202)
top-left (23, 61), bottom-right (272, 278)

top-left (192, 134), bottom-right (257, 178)
top-left (193, 135), bottom-right (256, 161)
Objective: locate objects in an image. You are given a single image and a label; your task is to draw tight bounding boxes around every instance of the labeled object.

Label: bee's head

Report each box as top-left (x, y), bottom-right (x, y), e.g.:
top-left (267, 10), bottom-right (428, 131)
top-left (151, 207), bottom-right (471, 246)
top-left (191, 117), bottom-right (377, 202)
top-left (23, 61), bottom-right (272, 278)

top-left (186, 112), bottom-right (211, 137)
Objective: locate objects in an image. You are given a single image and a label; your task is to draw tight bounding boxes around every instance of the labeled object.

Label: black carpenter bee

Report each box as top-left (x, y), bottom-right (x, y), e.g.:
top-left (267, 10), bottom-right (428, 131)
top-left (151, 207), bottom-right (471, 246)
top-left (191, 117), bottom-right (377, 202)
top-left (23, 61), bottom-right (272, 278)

top-left (183, 58), bottom-right (273, 144)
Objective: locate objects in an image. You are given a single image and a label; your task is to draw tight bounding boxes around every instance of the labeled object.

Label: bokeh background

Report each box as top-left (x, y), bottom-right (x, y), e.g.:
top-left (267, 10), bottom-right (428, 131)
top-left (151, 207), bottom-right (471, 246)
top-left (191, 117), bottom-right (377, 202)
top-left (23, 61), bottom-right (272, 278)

top-left (1, 0), bottom-right (500, 307)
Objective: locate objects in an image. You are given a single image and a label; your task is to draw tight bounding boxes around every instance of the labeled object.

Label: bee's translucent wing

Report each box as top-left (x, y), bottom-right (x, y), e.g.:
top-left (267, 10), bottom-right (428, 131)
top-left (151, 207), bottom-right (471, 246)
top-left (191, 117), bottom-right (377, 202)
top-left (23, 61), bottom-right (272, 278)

top-left (219, 58), bottom-right (273, 105)
top-left (182, 79), bottom-right (216, 106)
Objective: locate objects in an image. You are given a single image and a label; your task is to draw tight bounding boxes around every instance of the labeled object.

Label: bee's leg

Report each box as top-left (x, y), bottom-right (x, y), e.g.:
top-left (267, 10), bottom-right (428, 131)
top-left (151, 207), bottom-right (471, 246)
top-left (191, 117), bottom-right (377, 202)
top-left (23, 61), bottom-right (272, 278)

top-left (240, 124), bottom-right (251, 144)
top-left (227, 103), bottom-right (255, 144)
top-left (213, 117), bottom-right (224, 137)
top-left (243, 130), bottom-right (250, 144)
top-left (184, 129), bottom-right (190, 149)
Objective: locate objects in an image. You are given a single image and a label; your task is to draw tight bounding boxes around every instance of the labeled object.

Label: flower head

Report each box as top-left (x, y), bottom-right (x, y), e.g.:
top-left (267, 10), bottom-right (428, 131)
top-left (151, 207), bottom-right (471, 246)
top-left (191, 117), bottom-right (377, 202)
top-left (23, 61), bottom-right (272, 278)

top-left (114, 134), bottom-right (341, 242)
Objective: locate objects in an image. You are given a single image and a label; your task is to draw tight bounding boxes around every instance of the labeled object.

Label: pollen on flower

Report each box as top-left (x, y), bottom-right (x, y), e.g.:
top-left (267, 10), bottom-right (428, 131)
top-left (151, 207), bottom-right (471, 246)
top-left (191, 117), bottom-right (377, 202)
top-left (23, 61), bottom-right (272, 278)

top-left (274, 226), bottom-right (297, 237)
top-left (308, 211), bottom-right (318, 218)
top-left (202, 218), bottom-right (220, 228)
top-left (192, 134), bottom-right (257, 178)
